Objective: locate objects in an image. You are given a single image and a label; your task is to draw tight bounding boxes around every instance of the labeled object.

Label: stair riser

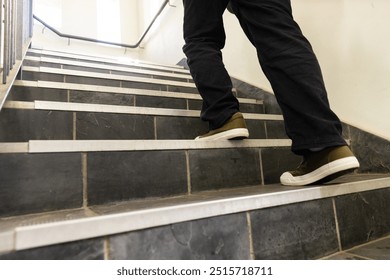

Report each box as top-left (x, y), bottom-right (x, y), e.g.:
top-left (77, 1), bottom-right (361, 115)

top-left (0, 108), bottom-right (287, 141)
top-left (0, 109), bottom-right (73, 142)
top-left (21, 71), bottom-right (199, 94)
top-left (23, 60), bottom-right (193, 83)
top-left (0, 147), bottom-right (300, 218)
top-left (26, 51), bottom-right (189, 75)
top-left (2, 187), bottom-right (389, 260)
top-left (0, 153), bottom-right (83, 218)
top-left (9, 86), bottom-right (265, 113)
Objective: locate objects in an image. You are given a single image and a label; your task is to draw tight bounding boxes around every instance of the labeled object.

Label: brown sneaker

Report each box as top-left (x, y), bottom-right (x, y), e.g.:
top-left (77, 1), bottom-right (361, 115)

top-left (280, 145), bottom-right (360, 186)
top-left (195, 112), bottom-right (249, 141)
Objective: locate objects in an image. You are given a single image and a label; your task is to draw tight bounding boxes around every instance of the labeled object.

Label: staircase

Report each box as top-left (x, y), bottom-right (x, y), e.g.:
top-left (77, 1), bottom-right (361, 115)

top-left (0, 48), bottom-right (389, 260)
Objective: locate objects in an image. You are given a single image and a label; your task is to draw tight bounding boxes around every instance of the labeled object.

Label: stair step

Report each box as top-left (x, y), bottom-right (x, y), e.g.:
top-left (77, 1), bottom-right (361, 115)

top-left (1, 101), bottom-right (284, 141)
top-left (22, 66), bottom-right (197, 91)
top-left (0, 141), bottom-right (298, 218)
top-left (24, 55), bottom-right (193, 81)
top-left (0, 139), bottom-right (292, 154)
top-left (3, 100), bottom-right (281, 120)
top-left (27, 48), bottom-right (188, 73)
top-left (12, 80), bottom-right (263, 107)
top-left (1, 174), bottom-right (389, 256)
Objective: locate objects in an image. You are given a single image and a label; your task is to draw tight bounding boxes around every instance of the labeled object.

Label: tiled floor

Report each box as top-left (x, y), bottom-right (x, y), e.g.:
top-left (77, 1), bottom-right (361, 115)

top-left (323, 235), bottom-right (390, 260)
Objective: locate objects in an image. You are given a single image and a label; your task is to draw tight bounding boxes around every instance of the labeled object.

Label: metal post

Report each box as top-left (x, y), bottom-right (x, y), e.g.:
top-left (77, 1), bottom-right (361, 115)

top-left (11, 0), bottom-right (15, 68)
top-left (29, 0), bottom-right (33, 38)
top-left (3, 0), bottom-right (9, 84)
top-left (0, 0), bottom-right (3, 71)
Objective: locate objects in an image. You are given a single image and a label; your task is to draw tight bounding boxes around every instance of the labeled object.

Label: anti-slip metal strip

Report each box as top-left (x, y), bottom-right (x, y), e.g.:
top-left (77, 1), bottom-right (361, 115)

top-left (3, 176), bottom-right (389, 252)
top-left (13, 80), bottom-right (263, 105)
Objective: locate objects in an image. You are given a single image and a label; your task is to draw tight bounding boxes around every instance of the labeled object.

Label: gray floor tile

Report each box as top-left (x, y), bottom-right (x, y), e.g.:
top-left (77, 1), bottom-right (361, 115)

top-left (109, 213), bottom-right (250, 260)
top-left (348, 237), bottom-right (390, 260)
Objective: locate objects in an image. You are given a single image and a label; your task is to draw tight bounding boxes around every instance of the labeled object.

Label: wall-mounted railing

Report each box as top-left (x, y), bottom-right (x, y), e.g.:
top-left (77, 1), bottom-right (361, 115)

top-left (34, 0), bottom-right (171, 49)
top-left (0, 0), bottom-right (33, 111)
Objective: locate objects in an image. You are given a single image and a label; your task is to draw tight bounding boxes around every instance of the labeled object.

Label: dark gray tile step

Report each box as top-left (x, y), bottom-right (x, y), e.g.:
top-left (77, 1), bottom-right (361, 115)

top-left (1, 102), bottom-right (283, 141)
top-left (0, 108), bottom-right (73, 142)
top-left (23, 56), bottom-right (193, 82)
top-left (27, 48), bottom-right (188, 70)
top-left (22, 66), bottom-right (198, 93)
top-left (322, 235), bottom-right (390, 260)
top-left (1, 174), bottom-right (389, 259)
top-left (3, 100), bottom-right (280, 121)
top-left (0, 110), bottom-right (283, 141)
top-left (11, 80), bottom-right (264, 113)
top-left (2, 139), bottom-right (293, 153)
top-left (342, 236), bottom-right (390, 260)
top-left (27, 49), bottom-right (189, 75)
top-left (0, 141), bottom-right (293, 218)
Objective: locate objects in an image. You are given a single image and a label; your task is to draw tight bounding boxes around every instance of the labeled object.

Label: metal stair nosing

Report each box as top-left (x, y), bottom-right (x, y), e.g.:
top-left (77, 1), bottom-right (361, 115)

top-left (24, 55), bottom-right (193, 80)
top-left (3, 100), bottom-right (282, 121)
top-left (1, 175), bottom-right (389, 253)
top-left (22, 66), bottom-right (197, 89)
top-left (27, 48), bottom-right (189, 73)
top-left (0, 139), bottom-right (292, 154)
top-left (12, 80), bottom-right (264, 106)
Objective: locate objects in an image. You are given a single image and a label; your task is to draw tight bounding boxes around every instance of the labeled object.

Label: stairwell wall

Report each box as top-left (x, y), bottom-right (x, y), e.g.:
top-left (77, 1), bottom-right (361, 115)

top-left (30, 0), bottom-right (390, 141)
top-left (138, 0), bottom-right (390, 141)
top-left (32, 0), bottom-right (141, 58)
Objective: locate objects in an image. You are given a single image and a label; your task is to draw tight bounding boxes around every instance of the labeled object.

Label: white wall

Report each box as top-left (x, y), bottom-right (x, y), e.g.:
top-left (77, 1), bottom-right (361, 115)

top-left (32, 0), bottom-right (141, 59)
top-left (31, 0), bottom-right (390, 140)
top-left (292, 0), bottom-right (390, 141)
top-left (140, 0), bottom-right (390, 141)
top-left (225, 0), bottom-right (390, 140)
top-left (137, 0), bottom-right (185, 64)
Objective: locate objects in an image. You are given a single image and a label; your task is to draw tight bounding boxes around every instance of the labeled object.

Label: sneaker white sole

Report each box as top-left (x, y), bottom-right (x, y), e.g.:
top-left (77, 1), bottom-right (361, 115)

top-left (280, 156), bottom-right (360, 186)
top-left (195, 128), bottom-right (249, 141)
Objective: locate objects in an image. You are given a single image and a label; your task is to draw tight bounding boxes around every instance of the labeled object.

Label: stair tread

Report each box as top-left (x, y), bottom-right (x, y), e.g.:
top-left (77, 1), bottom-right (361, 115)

top-left (22, 66), bottom-right (197, 89)
top-left (12, 80), bottom-right (263, 105)
top-left (1, 174), bottom-right (389, 253)
top-left (28, 48), bottom-right (188, 72)
top-left (24, 55), bottom-right (193, 80)
top-left (0, 139), bottom-right (292, 153)
top-left (3, 100), bottom-right (281, 120)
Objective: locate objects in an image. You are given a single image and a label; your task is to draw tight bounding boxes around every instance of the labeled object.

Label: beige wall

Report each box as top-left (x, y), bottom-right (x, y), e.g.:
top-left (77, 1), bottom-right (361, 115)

top-left (294, 0), bottom-right (390, 140)
top-left (32, 0), bottom-right (140, 59)
top-left (223, 0), bottom-right (390, 140)
top-left (141, 0), bottom-right (390, 140)
top-left (32, 0), bottom-right (390, 140)
top-left (138, 0), bottom-right (185, 64)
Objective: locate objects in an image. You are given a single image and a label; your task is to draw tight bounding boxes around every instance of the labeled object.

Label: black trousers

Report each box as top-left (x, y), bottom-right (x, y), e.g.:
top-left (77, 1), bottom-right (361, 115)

top-left (182, 0), bottom-right (347, 154)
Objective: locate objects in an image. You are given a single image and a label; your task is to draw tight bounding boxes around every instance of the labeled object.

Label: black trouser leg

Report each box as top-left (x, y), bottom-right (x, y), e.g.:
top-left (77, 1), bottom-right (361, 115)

top-left (182, 0), bottom-right (239, 130)
top-left (230, 0), bottom-right (346, 154)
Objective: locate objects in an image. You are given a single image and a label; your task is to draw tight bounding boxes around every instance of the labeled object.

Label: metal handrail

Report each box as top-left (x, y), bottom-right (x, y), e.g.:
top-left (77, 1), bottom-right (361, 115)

top-left (0, 0), bottom-right (33, 110)
top-left (34, 0), bottom-right (171, 49)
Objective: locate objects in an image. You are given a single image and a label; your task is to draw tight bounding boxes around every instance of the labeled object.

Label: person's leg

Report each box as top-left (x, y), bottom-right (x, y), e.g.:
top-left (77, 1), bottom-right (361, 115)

top-left (182, 0), bottom-right (243, 132)
top-left (230, 0), bottom-right (346, 154)
top-left (230, 0), bottom-right (359, 185)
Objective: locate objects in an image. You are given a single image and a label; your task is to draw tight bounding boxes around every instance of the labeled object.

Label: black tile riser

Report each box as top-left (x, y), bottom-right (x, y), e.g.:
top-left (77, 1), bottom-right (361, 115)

top-left (87, 151), bottom-right (189, 205)
top-left (1, 110), bottom-right (275, 141)
top-left (0, 147), bottom-right (300, 217)
top-left (189, 148), bottom-right (262, 192)
top-left (0, 109), bottom-right (73, 142)
top-left (10, 86), bottom-right (68, 102)
top-left (336, 188), bottom-right (390, 250)
top-left (109, 213), bottom-right (251, 260)
top-left (0, 153), bottom-right (83, 218)
top-left (76, 113), bottom-right (155, 140)
top-left (250, 198), bottom-right (339, 260)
